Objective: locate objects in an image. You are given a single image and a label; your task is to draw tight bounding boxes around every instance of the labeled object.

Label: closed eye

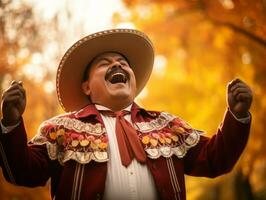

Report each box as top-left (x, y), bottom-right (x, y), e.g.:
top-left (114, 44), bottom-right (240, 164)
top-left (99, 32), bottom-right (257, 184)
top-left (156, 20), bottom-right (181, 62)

top-left (98, 61), bottom-right (110, 67)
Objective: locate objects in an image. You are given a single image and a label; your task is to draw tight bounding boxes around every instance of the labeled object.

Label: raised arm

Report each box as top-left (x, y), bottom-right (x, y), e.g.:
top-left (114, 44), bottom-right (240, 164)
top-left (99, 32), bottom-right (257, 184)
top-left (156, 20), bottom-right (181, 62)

top-left (184, 78), bottom-right (252, 177)
top-left (0, 81), bottom-right (50, 186)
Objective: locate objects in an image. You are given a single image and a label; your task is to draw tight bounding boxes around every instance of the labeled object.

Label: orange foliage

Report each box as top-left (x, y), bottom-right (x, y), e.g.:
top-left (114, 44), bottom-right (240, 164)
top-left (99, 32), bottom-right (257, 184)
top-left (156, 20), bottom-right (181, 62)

top-left (115, 0), bottom-right (266, 199)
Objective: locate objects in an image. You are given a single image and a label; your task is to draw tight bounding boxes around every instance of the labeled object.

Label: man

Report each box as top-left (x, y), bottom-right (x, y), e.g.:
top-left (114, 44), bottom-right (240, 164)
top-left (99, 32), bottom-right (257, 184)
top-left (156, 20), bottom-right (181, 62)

top-left (0, 29), bottom-right (252, 200)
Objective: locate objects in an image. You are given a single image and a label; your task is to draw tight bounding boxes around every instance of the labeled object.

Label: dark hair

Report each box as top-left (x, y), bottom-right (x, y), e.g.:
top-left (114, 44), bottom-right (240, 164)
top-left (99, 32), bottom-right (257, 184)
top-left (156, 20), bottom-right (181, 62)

top-left (82, 52), bottom-right (131, 81)
top-left (83, 57), bottom-right (96, 81)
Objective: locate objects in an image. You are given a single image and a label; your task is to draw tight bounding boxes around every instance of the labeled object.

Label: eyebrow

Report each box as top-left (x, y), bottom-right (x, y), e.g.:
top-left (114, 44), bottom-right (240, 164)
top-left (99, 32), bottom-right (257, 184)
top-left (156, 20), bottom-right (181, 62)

top-left (96, 56), bottom-right (127, 63)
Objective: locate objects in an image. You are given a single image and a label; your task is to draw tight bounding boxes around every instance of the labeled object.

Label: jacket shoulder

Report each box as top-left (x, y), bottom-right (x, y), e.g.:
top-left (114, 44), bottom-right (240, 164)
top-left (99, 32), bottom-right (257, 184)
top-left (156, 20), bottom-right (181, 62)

top-left (30, 111), bottom-right (108, 165)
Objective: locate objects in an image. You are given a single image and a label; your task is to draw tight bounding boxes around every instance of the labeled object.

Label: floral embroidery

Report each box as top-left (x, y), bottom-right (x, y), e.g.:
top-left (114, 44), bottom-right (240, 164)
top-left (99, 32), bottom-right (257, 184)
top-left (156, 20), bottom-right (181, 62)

top-left (30, 111), bottom-right (203, 164)
top-left (31, 116), bottom-right (108, 165)
top-left (137, 113), bottom-right (203, 159)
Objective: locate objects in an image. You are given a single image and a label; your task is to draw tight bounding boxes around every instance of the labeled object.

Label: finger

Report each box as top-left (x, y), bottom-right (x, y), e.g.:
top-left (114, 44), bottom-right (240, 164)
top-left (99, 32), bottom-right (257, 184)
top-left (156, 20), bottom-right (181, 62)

top-left (228, 78), bottom-right (246, 90)
top-left (235, 92), bottom-right (252, 102)
top-left (5, 83), bottom-right (21, 92)
top-left (10, 80), bottom-right (23, 89)
top-left (11, 80), bottom-right (19, 85)
top-left (3, 83), bottom-right (25, 96)
top-left (232, 88), bottom-right (251, 96)
top-left (228, 79), bottom-right (239, 91)
top-left (228, 78), bottom-right (241, 85)
top-left (2, 89), bottom-right (24, 100)
top-left (230, 82), bottom-right (250, 92)
top-left (2, 95), bottom-right (22, 103)
top-left (18, 81), bottom-right (23, 86)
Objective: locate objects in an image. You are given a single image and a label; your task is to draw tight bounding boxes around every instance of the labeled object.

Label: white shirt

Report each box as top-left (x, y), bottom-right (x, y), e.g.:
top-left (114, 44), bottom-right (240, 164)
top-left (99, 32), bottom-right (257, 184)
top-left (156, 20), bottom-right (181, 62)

top-left (95, 104), bottom-right (158, 200)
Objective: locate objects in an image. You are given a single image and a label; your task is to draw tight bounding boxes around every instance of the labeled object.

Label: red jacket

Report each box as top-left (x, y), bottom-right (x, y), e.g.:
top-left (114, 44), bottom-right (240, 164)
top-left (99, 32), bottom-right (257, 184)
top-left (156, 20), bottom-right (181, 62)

top-left (0, 103), bottom-right (251, 200)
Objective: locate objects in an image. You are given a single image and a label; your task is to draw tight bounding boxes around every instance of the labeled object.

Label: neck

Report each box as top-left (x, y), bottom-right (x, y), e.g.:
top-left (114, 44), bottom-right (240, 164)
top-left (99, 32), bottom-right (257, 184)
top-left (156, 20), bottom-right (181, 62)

top-left (94, 101), bottom-right (133, 112)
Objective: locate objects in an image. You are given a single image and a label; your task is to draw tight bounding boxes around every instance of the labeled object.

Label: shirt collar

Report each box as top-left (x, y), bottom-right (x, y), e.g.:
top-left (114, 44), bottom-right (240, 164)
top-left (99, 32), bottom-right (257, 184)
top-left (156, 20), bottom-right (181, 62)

top-left (74, 104), bottom-right (100, 119)
top-left (95, 104), bottom-right (132, 112)
top-left (74, 102), bottom-right (155, 121)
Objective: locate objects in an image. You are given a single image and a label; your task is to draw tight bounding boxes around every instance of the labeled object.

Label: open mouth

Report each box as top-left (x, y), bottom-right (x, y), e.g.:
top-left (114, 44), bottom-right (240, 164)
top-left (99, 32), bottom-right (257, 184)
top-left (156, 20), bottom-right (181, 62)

top-left (105, 67), bottom-right (129, 84)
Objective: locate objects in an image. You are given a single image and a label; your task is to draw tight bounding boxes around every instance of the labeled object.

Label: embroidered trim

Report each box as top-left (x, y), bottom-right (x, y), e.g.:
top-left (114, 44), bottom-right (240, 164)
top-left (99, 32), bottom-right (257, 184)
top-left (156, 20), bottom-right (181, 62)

top-left (138, 112), bottom-right (202, 159)
top-left (77, 165), bottom-right (85, 200)
top-left (166, 158), bottom-right (181, 200)
top-left (32, 112), bottom-right (202, 164)
top-left (71, 163), bottom-right (84, 200)
top-left (144, 130), bottom-right (201, 159)
top-left (31, 116), bottom-right (109, 165)
top-left (134, 112), bottom-right (175, 133)
top-left (72, 164), bottom-right (85, 200)
top-left (45, 143), bottom-right (108, 165)
top-left (40, 117), bottom-right (106, 136)
top-left (0, 141), bottom-right (16, 184)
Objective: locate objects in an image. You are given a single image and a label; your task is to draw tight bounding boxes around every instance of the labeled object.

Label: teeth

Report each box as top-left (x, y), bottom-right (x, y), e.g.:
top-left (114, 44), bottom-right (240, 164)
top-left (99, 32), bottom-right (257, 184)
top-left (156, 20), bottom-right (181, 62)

top-left (109, 72), bottom-right (127, 83)
top-left (111, 72), bottom-right (125, 79)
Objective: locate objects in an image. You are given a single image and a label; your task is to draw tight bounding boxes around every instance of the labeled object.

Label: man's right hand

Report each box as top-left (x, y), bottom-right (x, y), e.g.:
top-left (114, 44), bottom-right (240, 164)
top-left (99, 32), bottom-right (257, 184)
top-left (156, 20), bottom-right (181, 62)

top-left (1, 81), bottom-right (26, 126)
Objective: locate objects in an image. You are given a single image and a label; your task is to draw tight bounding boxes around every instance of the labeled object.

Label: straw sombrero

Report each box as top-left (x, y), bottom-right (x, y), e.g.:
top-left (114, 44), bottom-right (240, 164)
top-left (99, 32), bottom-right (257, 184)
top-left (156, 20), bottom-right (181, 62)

top-left (56, 29), bottom-right (154, 112)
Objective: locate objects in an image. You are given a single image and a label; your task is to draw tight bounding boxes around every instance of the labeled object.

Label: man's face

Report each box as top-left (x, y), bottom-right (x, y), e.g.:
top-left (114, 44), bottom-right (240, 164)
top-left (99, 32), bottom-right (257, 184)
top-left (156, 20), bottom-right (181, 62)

top-left (82, 52), bottom-right (137, 110)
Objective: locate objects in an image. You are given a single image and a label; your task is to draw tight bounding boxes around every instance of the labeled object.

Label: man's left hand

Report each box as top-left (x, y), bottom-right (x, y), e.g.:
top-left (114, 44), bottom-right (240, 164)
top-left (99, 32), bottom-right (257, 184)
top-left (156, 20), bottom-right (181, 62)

top-left (227, 78), bottom-right (253, 118)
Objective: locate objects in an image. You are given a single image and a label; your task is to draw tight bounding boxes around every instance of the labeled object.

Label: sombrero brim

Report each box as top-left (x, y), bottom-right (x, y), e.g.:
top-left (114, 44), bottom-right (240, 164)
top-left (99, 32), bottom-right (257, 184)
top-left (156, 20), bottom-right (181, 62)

top-left (56, 29), bottom-right (154, 112)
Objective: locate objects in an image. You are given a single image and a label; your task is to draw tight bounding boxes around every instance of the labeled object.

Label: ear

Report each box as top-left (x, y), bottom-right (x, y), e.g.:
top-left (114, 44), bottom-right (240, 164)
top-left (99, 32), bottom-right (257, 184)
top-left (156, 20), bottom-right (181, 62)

top-left (82, 81), bottom-right (91, 96)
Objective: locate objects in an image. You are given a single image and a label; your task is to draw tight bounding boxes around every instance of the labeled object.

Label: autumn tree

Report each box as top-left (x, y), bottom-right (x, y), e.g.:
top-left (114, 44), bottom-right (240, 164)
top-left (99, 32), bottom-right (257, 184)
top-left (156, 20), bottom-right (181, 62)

top-left (115, 0), bottom-right (266, 199)
top-left (0, 1), bottom-right (60, 199)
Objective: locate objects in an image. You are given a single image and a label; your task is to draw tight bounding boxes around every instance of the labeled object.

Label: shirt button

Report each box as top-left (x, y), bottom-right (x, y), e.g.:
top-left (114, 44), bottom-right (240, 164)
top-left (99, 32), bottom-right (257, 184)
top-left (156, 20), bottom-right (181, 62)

top-left (130, 171), bottom-right (134, 175)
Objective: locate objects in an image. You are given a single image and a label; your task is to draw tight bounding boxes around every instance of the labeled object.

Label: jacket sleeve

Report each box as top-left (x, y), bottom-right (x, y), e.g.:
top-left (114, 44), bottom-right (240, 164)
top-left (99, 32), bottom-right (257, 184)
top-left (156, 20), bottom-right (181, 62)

top-left (184, 110), bottom-right (251, 178)
top-left (0, 119), bottom-right (50, 187)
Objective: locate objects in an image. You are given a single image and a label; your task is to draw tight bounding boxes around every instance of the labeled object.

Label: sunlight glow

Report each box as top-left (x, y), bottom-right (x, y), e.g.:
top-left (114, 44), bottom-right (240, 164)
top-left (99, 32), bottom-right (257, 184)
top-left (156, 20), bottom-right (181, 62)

top-left (44, 81), bottom-right (55, 94)
top-left (242, 51), bottom-right (252, 65)
top-left (20, 0), bottom-right (128, 85)
top-left (153, 55), bottom-right (167, 77)
top-left (116, 22), bottom-right (136, 29)
top-left (29, 0), bottom-right (126, 33)
top-left (137, 87), bottom-right (148, 100)
top-left (219, 0), bottom-right (235, 10)
top-left (21, 53), bottom-right (47, 82)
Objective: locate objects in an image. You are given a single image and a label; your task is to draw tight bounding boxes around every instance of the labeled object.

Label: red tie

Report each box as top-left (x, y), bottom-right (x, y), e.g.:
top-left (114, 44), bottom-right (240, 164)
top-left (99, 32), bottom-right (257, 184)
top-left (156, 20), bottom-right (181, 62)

top-left (101, 110), bottom-right (146, 167)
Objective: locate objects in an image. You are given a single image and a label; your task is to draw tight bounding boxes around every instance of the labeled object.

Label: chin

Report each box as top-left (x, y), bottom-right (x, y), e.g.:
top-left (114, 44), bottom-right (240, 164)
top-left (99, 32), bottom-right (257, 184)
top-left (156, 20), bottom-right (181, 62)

top-left (110, 91), bottom-right (134, 103)
top-left (110, 92), bottom-right (133, 101)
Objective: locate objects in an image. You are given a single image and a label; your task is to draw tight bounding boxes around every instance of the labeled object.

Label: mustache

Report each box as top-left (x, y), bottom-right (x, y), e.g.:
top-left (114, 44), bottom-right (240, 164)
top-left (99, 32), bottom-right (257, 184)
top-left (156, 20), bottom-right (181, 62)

top-left (105, 66), bottom-right (130, 81)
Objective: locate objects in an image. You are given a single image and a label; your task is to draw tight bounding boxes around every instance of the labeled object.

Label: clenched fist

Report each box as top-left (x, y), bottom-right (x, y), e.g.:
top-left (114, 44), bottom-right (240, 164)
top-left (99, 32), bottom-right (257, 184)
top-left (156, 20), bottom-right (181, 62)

top-left (1, 80), bottom-right (26, 126)
top-left (227, 78), bottom-right (253, 118)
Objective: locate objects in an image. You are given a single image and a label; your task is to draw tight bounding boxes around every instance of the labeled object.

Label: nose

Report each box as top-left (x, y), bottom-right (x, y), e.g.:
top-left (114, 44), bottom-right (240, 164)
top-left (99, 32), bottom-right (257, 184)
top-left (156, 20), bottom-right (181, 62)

top-left (110, 61), bottom-right (122, 69)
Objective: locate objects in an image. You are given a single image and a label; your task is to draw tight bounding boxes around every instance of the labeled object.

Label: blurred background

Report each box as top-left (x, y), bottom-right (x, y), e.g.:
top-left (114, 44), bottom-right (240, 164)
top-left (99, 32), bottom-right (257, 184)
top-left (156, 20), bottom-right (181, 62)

top-left (0, 0), bottom-right (265, 199)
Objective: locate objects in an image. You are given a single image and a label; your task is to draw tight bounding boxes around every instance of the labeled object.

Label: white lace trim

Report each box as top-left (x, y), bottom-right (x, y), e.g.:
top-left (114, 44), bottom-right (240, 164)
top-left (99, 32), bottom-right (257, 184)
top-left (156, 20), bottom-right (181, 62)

top-left (39, 117), bottom-right (106, 136)
top-left (134, 112), bottom-right (175, 133)
top-left (145, 130), bottom-right (201, 159)
top-left (46, 143), bottom-right (108, 165)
